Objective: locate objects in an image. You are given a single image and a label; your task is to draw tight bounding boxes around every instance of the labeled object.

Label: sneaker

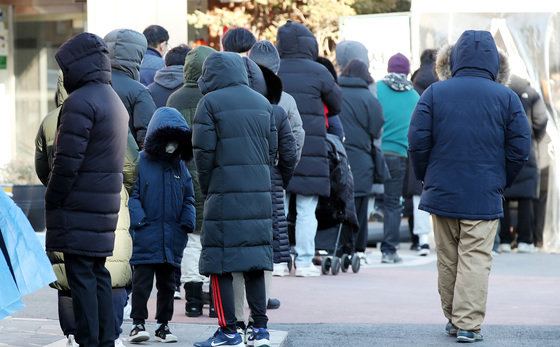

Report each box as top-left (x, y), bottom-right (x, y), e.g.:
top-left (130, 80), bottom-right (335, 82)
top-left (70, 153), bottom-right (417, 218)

top-left (295, 264), bottom-right (321, 277)
top-left (154, 324), bottom-right (178, 343)
top-left (500, 243), bottom-right (512, 253)
top-left (418, 244), bottom-right (430, 256)
top-left (267, 298), bottom-right (280, 310)
top-left (410, 243), bottom-right (420, 251)
top-left (456, 329), bottom-right (483, 342)
top-left (193, 328), bottom-right (244, 347)
top-left (129, 323), bottom-right (150, 343)
top-left (246, 327), bottom-right (270, 347)
top-left (355, 251), bottom-right (370, 265)
top-left (517, 242), bottom-right (535, 253)
top-left (174, 285), bottom-right (181, 299)
top-left (114, 338), bottom-right (125, 347)
top-left (243, 324), bottom-right (252, 344)
top-left (66, 335), bottom-right (79, 347)
top-left (236, 322), bottom-right (246, 344)
top-left (445, 322), bottom-right (457, 336)
top-left (272, 262), bottom-right (290, 276)
top-left (381, 252), bottom-right (402, 264)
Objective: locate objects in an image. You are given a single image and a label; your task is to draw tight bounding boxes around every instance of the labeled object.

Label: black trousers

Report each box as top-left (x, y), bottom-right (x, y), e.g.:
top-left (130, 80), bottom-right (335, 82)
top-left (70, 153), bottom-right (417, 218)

top-left (57, 291), bottom-right (76, 336)
top-left (353, 195), bottom-right (370, 252)
top-left (131, 263), bottom-right (175, 325)
top-left (500, 199), bottom-right (533, 244)
top-left (64, 254), bottom-right (114, 347)
top-left (212, 271), bottom-right (267, 334)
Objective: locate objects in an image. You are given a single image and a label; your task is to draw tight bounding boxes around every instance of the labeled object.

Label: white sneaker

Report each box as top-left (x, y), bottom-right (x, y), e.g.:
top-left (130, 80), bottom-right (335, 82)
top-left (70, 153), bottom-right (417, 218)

top-left (66, 335), bottom-right (79, 347)
top-left (114, 338), bottom-right (125, 347)
top-left (500, 244), bottom-right (512, 253)
top-left (272, 262), bottom-right (290, 276)
top-left (417, 244), bottom-right (430, 256)
top-left (355, 252), bottom-right (370, 265)
top-left (174, 290), bottom-right (181, 299)
top-left (517, 242), bottom-right (535, 253)
top-left (295, 265), bottom-right (321, 277)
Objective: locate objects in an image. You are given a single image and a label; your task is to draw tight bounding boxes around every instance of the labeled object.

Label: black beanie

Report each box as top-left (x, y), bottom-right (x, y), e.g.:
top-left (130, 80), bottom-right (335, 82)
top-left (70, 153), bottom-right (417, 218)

top-left (222, 28), bottom-right (256, 53)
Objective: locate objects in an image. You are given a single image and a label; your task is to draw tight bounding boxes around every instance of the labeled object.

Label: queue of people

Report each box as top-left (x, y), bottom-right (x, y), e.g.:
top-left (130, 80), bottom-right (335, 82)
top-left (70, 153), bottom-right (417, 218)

top-left (34, 21), bottom-right (539, 346)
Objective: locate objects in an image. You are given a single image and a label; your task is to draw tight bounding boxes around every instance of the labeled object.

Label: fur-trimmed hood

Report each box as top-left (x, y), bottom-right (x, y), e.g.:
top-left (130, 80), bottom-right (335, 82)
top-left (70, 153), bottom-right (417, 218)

top-left (143, 107), bottom-right (193, 162)
top-left (243, 56), bottom-right (283, 105)
top-left (435, 30), bottom-right (510, 85)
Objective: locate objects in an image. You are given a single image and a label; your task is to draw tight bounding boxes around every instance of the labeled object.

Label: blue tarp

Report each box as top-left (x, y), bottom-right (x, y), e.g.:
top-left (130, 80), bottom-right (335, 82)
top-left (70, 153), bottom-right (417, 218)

top-left (0, 189), bottom-right (56, 320)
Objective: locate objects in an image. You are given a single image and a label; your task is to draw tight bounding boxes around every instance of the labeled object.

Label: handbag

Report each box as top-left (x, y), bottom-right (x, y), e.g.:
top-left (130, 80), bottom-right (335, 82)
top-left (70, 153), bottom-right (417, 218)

top-left (372, 140), bottom-right (391, 184)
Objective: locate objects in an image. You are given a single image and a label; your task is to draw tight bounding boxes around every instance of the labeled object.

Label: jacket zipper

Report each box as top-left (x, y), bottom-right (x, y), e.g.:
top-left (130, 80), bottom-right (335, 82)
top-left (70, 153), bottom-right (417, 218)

top-left (162, 168), bottom-right (167, 263)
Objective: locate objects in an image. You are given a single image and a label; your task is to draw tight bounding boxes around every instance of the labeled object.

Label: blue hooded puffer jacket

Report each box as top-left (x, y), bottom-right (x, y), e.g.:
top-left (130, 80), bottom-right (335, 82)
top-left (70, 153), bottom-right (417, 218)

top-left (408, 30), bottom-right (531, 220)
top-left (128, 107), bottom-right (195, 267)
top-left (46, 32), bottom-right (129, 257)
top-left (276, 21), bottom-right (342, 197)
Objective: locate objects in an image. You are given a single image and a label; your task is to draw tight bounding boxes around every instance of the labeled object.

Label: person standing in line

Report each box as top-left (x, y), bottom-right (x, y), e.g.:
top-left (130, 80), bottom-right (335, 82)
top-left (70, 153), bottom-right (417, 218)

top-left (167, 45), bottom-right (217, 318)
top-left (127, 107), bottom-right (195, 343)
top-left (408, 30), bottom-right (531, 342)
top-left (499, 74), bottom-right (548, 253)
top-left (405, 48), bottom-right (439, 255)
top-left (249, 40), bottom-right (305, 277)
top-left (104, 28), bottom-right (157, 149)
top-left (338, 59), bottom-right (385, 262)
top-left (148, 44), bottom-right (191, 108)
top-left (276, 21), bottom-right (342, 277)
top-left (46, 32), bottom-right (129, 347)
top-left (192, 52), bottom-right (276, 347)
top-left (140, 24), bottom-right (169, 86)
top-left (376, 53), bottom-right (420, 263)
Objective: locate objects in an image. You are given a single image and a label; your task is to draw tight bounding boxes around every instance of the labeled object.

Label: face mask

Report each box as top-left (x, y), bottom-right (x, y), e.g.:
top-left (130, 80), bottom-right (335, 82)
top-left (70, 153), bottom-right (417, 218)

top-left (165, 141), bottom-right (178, 154)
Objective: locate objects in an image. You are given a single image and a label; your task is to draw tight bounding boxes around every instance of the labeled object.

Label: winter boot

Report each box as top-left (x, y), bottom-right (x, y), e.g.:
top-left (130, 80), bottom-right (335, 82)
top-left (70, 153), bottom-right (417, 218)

top-left (185, 282), bottom-right (203, 317)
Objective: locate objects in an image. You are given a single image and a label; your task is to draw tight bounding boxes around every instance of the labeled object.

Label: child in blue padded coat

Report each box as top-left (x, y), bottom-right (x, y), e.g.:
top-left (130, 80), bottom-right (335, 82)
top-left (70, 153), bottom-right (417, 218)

top-left (128, 107), bottom-right (195, 343)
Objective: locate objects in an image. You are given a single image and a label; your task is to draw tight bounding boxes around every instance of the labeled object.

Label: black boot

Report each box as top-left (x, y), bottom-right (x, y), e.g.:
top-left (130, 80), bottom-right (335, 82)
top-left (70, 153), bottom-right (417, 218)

top-left (208, 281), bottom-right (218, 318)
top-left (184, 282), bottom-right (203, 317)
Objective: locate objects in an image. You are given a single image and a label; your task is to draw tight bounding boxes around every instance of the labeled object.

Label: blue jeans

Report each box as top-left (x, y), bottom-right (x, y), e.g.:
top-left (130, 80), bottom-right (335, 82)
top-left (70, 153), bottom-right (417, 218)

top-left (381, 155), bottom-right (407, 254)
top-left (286, 194), bottom-right (319, 267)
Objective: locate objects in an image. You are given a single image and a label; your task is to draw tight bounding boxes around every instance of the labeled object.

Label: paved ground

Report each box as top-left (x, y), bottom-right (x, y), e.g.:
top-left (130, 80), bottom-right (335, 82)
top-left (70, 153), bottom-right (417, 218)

top-left (1, 228), bottom-right (560, 346)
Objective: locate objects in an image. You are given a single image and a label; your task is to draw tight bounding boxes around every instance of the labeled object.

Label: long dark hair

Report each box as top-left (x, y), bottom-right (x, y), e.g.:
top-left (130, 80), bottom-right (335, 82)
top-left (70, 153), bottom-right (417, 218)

top-left (340, 59), bottom-right (374, 85)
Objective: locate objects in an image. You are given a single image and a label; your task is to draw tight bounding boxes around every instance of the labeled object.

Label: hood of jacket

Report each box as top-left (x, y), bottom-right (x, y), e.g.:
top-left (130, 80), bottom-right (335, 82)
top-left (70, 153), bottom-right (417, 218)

top-left (339, 76), bottom-right (369, 89)
top-left (104, 29), bottom-right (147, 81)
top-left (184, 45), bottom-right (216, 88)
top-left (55, 70), bottom-right (68, 107)
top-left (143, 107), bottom-right (193, 162)
top-left (198, 52), bottom-right (248, 95)
top-left (55, 32), bottom-right (111, 94)
top-left (435, 30), bottom-right (510, 85)
top-left (243, 56), bottom-right (283, 105)
top-left (508, 74), bottom-right (531, 95)
top-left (154, 65), bottom-right (183, 89)
top-left (276, 21), bottom-right (318, 60)
top-left (336, 40), bottom-right (369, 70)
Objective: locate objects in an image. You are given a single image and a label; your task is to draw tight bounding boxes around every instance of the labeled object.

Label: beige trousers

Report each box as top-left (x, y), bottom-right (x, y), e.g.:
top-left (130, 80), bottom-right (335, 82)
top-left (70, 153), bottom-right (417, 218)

top-left (432, 215), bottom-right (498, 332)
top-left (232, 270), bottom-right (271, 323)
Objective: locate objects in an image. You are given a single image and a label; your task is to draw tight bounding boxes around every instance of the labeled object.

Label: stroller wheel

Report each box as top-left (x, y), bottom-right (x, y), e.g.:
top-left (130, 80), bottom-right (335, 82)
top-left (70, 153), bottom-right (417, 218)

top-left (341, 254), bottom-right (350, 272)
top-left (321, 257), bottom-right (331, 275)
top-left (331, 257), bottom-right (341, 275)
top-left (351, 254), bottom-right (360, 273)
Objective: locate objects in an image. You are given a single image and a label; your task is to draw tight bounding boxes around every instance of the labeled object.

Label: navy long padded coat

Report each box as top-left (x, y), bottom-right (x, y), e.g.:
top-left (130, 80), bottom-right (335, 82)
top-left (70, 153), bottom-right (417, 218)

top-left (105, 29), bottom-right (157, 148)
top-left (503, 75), bottom-right (549, 200)
top-left (276, 21), bottom-right (342, 197)
top-left (193, 52), bottom-right (278, 275)
top-left (245, 59), bottom-right (298, 264)
top-left (408, 30), bottom-right (531, 220)
top-left (128, 107), bottom-right (195, 268)
top-left (46, 32), bottom-right (129, 257)
top-left (339, 76), bottom-right (384, 197)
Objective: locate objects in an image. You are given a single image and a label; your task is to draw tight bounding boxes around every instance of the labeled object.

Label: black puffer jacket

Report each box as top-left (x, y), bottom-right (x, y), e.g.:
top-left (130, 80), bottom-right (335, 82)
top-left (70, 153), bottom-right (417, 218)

top-left (193, 52), bottom-right (278, 275)
top-left (504, 75), bottom-right (549, 199)
top-left (104, 29), bottom-right (156, 148)
top-left (276, 21), bottom-right (342, 197)
top-left (245, 57), bottom-right (298, 264)
top-left (46, 32), bottom-right (128, 257)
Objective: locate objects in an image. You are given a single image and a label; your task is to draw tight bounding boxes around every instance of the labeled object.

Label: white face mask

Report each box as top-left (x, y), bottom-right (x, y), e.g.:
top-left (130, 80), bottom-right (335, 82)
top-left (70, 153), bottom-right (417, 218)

top-left (165, 141), bottom-right (178, 154)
